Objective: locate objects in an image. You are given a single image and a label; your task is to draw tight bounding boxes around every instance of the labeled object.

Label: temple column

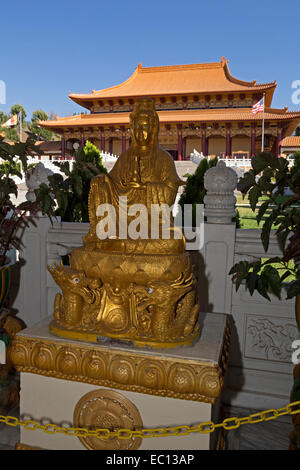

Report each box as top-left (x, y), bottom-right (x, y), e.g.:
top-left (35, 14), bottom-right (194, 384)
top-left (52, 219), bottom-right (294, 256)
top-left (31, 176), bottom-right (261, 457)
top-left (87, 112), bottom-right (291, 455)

top-left (177, 126), bottom-right (182, 161)
top-left (226, 127), bottom-right (232, 158)
top-left (251, 125), bottom-right (256, 157)
top-left (276, 129), bottom-right (282, 157)
top-left (61, 137), bottom-right (65, 160)
top-left (183, 136), bottom-right (186, 160)
top-left (201, 132), bottom-right (207, 156)
top-left (80, 136), bottom-right (85, 148)
top-left (122, 133), bottom-right (126, 153)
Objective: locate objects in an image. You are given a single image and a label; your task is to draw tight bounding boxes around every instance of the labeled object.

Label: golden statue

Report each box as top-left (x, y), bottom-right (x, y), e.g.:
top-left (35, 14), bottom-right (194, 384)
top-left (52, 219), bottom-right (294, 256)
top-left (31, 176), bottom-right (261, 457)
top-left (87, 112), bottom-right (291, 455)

top-left (48, 98), bottom-right (200, 348)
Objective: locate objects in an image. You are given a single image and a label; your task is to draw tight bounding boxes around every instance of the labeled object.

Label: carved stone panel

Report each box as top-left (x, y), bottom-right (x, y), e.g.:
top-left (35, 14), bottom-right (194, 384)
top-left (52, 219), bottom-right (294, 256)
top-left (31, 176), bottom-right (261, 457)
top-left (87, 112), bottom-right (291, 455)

top-left (245, 315), bottom-right (299, 363)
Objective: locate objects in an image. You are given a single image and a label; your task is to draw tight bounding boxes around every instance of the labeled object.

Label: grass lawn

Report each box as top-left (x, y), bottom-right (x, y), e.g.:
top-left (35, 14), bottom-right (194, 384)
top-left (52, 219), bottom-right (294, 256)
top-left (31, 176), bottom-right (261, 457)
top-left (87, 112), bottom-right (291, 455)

top-left (235, 191), bottom-right (290, 229)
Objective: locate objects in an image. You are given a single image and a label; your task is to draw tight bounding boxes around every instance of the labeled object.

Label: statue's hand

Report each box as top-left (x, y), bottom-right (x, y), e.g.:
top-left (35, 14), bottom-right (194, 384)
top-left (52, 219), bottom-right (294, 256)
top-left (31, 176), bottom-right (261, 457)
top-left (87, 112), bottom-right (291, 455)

top-left (124, 181), bottom-right (144, 189)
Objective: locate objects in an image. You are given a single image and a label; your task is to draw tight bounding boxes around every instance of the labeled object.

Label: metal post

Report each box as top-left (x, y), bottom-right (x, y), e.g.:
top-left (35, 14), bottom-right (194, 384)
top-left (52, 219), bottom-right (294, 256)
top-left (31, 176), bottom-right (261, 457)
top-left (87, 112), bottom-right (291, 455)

top-left (261, 94), bottom-right (265, 152)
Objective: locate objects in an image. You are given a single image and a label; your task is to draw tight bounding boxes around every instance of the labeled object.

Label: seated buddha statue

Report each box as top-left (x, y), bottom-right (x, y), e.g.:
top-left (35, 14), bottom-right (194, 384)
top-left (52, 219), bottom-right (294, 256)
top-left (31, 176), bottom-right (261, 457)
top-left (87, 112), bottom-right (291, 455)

top-left (83, 98), bottom-right (185, 254)
top-left (49, 98), bottom-right (200, 348)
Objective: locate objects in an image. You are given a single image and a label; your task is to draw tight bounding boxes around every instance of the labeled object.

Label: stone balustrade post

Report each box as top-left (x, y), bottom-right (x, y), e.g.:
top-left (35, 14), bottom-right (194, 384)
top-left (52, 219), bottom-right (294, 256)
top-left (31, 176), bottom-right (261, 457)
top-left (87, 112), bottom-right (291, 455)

top-left (12, 163), bottom-right (57, 327)
top-left (12, 215), bottom-right (53, 327)
top-left (200, 160), bottom-right (238, 314)
top-left (204, 160), bottom-right (237, 224)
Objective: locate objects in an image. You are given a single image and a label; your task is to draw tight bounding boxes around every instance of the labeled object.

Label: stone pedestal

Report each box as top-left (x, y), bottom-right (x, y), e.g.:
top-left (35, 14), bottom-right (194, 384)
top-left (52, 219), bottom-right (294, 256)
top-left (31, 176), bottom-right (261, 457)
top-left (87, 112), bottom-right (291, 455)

top-left (11, 313), bottom-right (230, 450)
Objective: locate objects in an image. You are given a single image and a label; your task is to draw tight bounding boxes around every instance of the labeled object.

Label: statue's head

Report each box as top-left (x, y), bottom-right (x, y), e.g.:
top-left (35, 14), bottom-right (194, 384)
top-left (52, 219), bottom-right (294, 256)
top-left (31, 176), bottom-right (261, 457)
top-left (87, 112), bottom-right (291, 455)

top-left (129, 98), bottom-right (159, 147)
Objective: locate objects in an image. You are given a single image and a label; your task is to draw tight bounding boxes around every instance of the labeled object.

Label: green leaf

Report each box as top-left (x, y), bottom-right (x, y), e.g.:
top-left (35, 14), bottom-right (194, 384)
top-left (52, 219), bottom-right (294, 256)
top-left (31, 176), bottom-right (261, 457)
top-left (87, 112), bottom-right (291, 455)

top-left (248, 186), bottom-right (261, 211)
top-left (48, 173), bottom-right (64, 188)
top-left (228, 261), bottom-right (250, 275)
top-left (235, 272), bottom-right (246, 291)
top-left (40, 193), bottom-right (53, 215)
top-left (251, 154), bottom-right (269, 173)
top-left (236, 171), bottom-right (256, 194)
top-left (252, 261), bottom-right (262, 274)
top-left (256, 201), bottom-right (270, 224)
top-left (257, 277), bottom-right (271, 301)
top-left (286, 279), bottom-right (300, 299)
top-left (71, 174), bottom-right (83, 197)
top-left (262, 256), bottom-right (283, 265)
top-left (247, 272), bottom-right (258, 295)
top-left (263, 167), bottom-right (274, 179)
top-left (262, 265), bottom-right (281, 299)
top-left (280, 271), bottom-right (292, 283)
top-left (261, 214), bottom-right (275, 252)
top-left (55, 192), bottom-right (68, 216)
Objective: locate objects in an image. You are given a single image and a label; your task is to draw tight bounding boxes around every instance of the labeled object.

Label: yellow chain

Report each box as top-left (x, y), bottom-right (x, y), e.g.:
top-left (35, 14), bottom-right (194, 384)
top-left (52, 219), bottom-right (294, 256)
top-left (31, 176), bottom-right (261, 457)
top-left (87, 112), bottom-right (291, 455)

top-left (1, 401), bottom-right (299, 440)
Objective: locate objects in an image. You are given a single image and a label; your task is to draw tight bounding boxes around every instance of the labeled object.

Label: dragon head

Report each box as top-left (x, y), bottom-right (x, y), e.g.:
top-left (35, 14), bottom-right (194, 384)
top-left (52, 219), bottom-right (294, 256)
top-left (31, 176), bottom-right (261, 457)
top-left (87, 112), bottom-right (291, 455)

top-left (133, 272), bottom-right (194, 311)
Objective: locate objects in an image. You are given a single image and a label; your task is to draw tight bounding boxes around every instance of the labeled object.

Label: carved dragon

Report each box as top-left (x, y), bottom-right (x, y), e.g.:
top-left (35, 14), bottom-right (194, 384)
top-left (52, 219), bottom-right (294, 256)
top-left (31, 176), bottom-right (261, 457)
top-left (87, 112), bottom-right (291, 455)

top-left (133, 272), bottom-right (200, 341)
top-left (47, 263), bottom-right (102, 327)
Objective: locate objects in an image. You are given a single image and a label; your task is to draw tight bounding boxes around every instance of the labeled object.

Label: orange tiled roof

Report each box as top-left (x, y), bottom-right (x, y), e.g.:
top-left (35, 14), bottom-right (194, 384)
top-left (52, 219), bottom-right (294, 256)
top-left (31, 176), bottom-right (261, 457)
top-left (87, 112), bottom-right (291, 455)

top-left (280, 136), bottom-right (300, 147)
top-left (40, 107), bottom-right (300, 130)
top-left (69, 58), bottom-right (276, 107)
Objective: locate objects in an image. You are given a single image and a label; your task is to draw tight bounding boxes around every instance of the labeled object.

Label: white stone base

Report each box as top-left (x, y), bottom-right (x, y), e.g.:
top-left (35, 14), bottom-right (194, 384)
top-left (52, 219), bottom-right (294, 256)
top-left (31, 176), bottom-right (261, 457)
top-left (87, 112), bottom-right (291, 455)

top-left (20, 372), bottom-right (220, 450)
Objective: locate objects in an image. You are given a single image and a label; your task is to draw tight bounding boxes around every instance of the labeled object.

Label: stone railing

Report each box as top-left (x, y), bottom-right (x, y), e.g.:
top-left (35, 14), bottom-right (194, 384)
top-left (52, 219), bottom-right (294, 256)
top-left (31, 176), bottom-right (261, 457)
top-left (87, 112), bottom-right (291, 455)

top-left (10, 161), bottom-right (299, 411)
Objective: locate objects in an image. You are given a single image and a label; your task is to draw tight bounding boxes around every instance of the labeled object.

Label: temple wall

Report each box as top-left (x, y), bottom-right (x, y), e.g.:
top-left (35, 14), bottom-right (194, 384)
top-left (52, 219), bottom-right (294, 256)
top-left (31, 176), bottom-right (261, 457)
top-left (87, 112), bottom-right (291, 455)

top-left (89, 137), bottom-right (101, 149)
top-left (208, 136), bottom-right (226, 156)
top-left (113, 139), bottom-right (122, 155)
top-left (231, 136), bottom-right (251, 154)
top-left (186, 137), bottom-right (201, 156)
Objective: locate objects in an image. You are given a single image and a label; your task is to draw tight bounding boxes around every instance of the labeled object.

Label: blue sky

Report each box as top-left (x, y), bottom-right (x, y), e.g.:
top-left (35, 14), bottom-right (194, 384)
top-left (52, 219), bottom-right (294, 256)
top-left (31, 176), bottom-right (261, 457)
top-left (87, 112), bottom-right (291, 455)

top-left (1, 0), bottom-right (299, 120)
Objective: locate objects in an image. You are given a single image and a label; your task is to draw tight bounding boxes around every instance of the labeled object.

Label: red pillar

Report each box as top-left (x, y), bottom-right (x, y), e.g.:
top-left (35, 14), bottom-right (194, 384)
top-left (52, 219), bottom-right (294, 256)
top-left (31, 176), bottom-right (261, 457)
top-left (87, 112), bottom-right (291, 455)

top-left (61, 137), bottom-right (65, 160)
top-left (201, 132), bottom-right (207, 156)
top-left (177, 128), bottom-right (182, 161)
top-left (101, 135), bottom-right (105, 152)
top-left (251, 129), bottom-right (256, 157)
top-left (226, 131), bottom-right (231, 158)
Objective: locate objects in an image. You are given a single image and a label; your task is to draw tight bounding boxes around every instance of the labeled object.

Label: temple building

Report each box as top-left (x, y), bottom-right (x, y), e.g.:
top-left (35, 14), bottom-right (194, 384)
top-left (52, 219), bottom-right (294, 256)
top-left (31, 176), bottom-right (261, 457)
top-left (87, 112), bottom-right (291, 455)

top-left (39, 57), bottom-right (300, 160)
top-left (280, 136), bottom-right (300, 156)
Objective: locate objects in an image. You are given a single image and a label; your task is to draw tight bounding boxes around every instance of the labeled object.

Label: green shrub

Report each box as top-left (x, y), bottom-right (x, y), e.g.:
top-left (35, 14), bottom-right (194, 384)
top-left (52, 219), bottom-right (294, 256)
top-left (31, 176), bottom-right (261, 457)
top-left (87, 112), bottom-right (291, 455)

top-left (36, 140), bottom-right (107, 222)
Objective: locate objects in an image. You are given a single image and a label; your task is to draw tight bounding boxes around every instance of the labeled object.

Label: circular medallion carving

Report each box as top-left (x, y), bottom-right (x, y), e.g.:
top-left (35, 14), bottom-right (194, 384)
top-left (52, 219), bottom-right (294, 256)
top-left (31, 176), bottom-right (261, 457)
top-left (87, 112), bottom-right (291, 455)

top-left (73, 389), bottom-right (143, 450)
top-left (199, 368), bottom-right (222, 398)
top-left (10, 341), bottom-right (28, 366)
top-left (55, 349), bottom-right (79, 375)
top-left (32, 345), bottom-right (53, 371)
top-left (167, 364), bottom-right (195, 394)
top-left (109, 357), bottom-right (135, 384)
top-left (81, 352), bottom-right (106, 379)
top-left (137, 360), bottom-right (165, 389)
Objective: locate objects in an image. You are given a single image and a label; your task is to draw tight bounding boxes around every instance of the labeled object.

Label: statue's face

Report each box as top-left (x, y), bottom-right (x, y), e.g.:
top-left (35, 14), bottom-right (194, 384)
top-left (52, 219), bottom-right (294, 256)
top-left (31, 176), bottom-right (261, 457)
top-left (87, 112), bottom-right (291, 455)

top-left (132, 112), bottom-right (154, 146)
